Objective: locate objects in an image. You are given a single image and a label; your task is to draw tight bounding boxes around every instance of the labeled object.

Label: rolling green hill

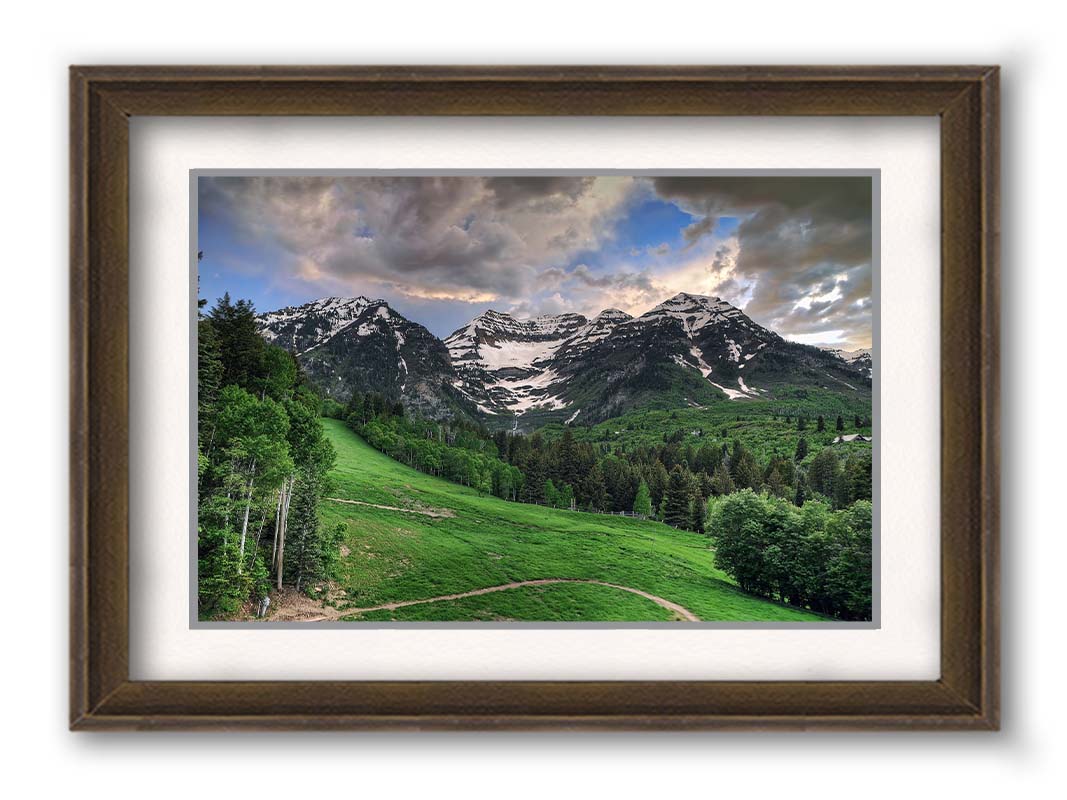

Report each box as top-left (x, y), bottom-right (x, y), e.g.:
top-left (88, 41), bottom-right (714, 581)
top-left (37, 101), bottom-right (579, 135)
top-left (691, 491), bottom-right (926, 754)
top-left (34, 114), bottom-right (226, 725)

top-left (312, 418), bottom-right (824, 622)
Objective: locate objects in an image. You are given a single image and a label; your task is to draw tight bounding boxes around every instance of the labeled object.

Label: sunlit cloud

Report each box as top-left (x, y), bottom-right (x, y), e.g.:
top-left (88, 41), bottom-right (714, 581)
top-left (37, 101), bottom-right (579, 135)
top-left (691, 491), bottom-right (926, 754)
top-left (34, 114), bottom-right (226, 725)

top-left (198, 174), bottom-right (873, 350)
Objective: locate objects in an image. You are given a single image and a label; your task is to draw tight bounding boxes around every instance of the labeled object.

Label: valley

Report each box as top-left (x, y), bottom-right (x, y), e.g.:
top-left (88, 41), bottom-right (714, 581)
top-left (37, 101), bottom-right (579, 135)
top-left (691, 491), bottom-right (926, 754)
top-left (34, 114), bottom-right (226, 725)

top-left (199, 289), bottom-right (874, 623)
top-left (290, 419), bottom-right (826, 622)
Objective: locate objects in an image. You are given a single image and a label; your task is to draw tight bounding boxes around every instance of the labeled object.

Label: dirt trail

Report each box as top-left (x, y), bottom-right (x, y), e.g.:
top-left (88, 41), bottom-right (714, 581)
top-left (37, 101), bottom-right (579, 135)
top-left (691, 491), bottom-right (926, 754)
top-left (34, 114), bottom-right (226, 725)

top-left (325, 497), bottom-right (453, 518)
top-left (271, 578), bottom-right (700, 622)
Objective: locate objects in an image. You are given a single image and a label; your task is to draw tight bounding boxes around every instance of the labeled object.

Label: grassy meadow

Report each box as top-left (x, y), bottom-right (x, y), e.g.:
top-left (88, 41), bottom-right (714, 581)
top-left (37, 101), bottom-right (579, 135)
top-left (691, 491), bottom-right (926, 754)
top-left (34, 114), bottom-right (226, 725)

top-left (315, 418), bottom-right (825, 622)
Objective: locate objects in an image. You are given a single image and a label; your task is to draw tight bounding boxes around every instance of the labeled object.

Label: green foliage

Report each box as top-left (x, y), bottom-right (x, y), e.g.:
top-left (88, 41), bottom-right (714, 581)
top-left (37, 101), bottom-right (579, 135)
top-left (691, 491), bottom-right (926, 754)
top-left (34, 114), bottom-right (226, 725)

top-left (197, 294), bottom-right (342, 619)
top-left (710, 463), bottom-right (735, 496)
top-left (690, 492), bottom-right (706, 535)
top-left (710, 491), bottom-right (872, 620)
top-left (347, 392), bottom-right (524, 502)
top-left (208, 293), bottom-right (267, 393)
top-left (765, 467), bottom-right (787, 498)
top-left (632, 479), bottom-right (653, 517)
top-left (662, 466), bottom-right (693, 529)
top-left (321, 397), bottom-right (346, 419)
top-left (320, 420), bottom-right (823, 622)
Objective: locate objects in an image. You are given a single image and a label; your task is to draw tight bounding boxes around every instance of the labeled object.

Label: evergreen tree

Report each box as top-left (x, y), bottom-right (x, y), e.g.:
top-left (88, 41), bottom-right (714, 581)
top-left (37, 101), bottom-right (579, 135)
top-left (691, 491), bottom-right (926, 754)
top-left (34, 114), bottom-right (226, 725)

top-left (832, 467), bottom-right (852, 510)
top-left (690, 492), bottom-right (706, 534)
top-left (797, 415), bottom-right (808, 431)
top-left (817, 415), bottom-right (826, 432)
top-left (794, 437), bottom-right (809, 462)
top-left (648, 461), bottom-right (670, 509)
top-left (710, 463), bottom-right (736, 496)
top-left (808, 448), bottom-right (840, 496)
top-left (520, 452), bottom-right (547, 504)
top-left (846, 452), bottom-right (873, 502)
top-left (555, 427), bottom-right (581, 489)
top-left (734, 451), bottom-right (763, 492)
top-left (698, 470), bottom-right (714, 499)
top-left (728, 439), bottom-right (746, 478)
top-left (765, 468), bottom-right (787, 498)
top-left (197, 318), bottom-right (224, 431)
top-left (663, 466), bottom-right (693, 528)
top-left (208, 293), bottom-right (266, 393)
top-left (583, 462), bottom-right (608, 512)
top-left (836, 414), bottom-right (845, 432)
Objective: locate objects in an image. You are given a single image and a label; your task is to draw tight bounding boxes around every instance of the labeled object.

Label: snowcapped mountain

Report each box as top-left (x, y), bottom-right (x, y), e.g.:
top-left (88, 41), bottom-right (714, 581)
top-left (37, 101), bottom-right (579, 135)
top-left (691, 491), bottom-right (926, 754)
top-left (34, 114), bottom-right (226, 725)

top-left (256, 291), bottom-right (871, 427)
top-left (638, 292), bottom-right (749, 333)
top-left (554, 308), bottom-right (633, 361)
top-left (445, 309), bottom-right (595, 416)
top-left (258, 296), bottom-right (374, 355)
top-left (603, 292), bottom-right (780, 401)
top-left (256, 297), bottom-right (462, 417)
top-left (824, 347), bottom-right (873, 379)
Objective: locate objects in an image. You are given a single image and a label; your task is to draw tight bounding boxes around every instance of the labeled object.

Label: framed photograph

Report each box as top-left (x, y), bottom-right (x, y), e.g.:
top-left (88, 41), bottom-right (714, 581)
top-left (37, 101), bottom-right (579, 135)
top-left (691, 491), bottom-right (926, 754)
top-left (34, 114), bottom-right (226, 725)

top-left (70, 66), bottom-right (999, 730)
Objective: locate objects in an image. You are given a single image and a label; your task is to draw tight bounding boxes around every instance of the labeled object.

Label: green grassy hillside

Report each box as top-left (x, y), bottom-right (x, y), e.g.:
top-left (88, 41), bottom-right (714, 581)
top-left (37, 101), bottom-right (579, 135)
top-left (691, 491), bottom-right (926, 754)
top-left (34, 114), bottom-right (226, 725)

top-left (315, 418), bottom-right (823, 622)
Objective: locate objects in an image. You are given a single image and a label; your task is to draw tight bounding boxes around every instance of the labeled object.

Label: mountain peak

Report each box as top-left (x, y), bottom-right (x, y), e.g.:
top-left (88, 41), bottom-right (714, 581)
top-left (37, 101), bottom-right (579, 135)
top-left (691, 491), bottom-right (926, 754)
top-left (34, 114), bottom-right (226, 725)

top-left (639, 292), bottom-right (744, 335)
top-left (257, 294), bottom-right (398, 356)
top-left (658, 291), bottom-right (729, 309)
top-left (474, 308), bottom-right (513, 322)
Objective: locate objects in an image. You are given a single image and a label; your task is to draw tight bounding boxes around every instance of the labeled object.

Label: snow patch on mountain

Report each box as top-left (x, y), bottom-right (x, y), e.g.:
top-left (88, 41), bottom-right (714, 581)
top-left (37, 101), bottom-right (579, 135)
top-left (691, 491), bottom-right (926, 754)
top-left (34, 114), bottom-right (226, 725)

top-left (444, 309), bottom-right (587, 414)
top-left (824, 347), bottom-right (873, 379)
top-left (636, 292), bottom-right (745, 335)
top-left (258, 296), bottom-right (374, 355)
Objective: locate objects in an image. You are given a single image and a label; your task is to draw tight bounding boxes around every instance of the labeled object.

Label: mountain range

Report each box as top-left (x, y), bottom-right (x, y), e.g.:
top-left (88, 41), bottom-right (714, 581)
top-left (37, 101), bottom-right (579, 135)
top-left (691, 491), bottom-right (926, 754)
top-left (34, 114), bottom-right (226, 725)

top-left (256, 292), bottom-right (872, 428)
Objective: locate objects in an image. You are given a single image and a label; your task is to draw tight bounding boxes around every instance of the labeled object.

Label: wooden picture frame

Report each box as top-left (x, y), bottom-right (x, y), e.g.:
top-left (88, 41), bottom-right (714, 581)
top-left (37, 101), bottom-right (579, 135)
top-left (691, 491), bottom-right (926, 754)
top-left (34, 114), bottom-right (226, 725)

top-left (70, 66), bottom-right (999, 731)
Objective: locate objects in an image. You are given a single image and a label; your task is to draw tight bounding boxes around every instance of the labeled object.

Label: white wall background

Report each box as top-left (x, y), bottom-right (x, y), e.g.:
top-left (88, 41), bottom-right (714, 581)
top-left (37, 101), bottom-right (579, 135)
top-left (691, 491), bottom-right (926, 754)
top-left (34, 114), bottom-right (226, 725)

top-left (3, 0), bottom-right (1061, 796)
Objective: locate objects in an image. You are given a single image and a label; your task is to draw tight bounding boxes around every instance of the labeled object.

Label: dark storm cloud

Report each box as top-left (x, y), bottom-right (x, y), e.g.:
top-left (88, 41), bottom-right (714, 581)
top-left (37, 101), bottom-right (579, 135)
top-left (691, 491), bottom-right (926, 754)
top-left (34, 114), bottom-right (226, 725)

top-left (201, 175), bottom-right (634, 303)
top-left (650, 176), bottom-right (873, 346)
top-left (571, 264), bottom-right (658, 294)
top-left (484, 176), bottom-right (593, 209)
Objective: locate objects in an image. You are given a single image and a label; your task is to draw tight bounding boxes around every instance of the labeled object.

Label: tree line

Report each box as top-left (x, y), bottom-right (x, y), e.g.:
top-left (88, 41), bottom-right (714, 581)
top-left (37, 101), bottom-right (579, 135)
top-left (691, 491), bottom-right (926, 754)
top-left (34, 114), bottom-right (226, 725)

top-left (198, 294), bottom-right (342, 618)
top-left (340, 391), bottom-right (872, 533)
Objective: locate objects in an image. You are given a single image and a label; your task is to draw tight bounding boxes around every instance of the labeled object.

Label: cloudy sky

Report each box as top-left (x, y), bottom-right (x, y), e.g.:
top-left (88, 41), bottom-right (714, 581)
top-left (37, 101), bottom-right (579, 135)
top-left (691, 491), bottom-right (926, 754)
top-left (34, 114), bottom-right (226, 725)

top-left (198, 173), bottom-right (873, 349)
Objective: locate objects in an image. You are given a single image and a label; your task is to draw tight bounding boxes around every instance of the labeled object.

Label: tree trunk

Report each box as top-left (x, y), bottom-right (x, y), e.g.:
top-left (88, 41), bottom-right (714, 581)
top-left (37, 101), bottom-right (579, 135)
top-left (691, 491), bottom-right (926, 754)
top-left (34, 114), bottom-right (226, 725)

top-left (248, 498), bottom-right (273, 571)
top-left (237, 458), bottom-right (256, 573)
top-left (271, 486), bottom-right (284, 569)
top-left (275, 474), bottom-right (295, 589)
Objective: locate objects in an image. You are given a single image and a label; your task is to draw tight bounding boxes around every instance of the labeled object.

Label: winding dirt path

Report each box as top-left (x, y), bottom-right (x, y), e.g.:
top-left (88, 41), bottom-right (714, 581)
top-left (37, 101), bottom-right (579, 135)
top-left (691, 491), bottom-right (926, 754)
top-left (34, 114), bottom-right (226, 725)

top-left (273, 578), bottom-right (700, 622)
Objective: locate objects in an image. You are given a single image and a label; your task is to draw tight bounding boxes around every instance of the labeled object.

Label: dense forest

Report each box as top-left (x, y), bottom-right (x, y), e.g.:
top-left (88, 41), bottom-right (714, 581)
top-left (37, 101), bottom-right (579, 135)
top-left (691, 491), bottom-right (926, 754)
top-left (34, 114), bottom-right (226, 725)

top-left (338, 389), bottom-right (872, 524)
top-left (197, 294), bottom-right (342, 618)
